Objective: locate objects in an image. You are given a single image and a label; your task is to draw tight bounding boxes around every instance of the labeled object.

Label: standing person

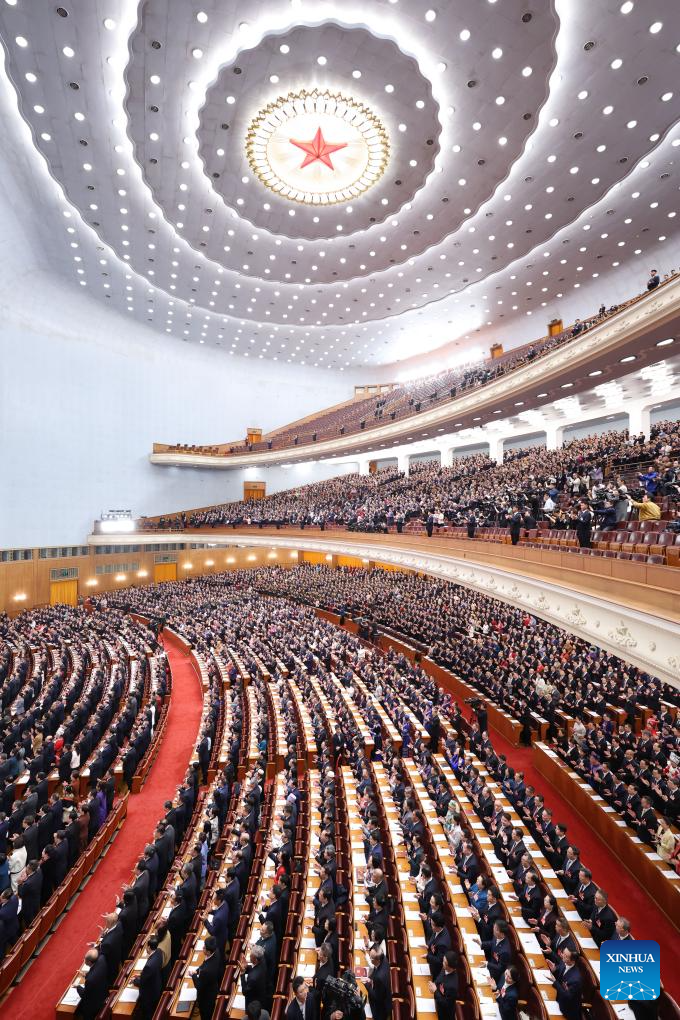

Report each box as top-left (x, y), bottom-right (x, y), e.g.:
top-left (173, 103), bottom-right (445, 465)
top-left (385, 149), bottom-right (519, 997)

top-left (509, 507), bottom-right (522, 546)
top-left (426, 512), bottom-right (435, 538)
top-left (190, 935), bottom-right (221, 1020)
top-left (467, 512), bottom-right (477, 539)
top-left (576, 501), bottom-right (593, 548)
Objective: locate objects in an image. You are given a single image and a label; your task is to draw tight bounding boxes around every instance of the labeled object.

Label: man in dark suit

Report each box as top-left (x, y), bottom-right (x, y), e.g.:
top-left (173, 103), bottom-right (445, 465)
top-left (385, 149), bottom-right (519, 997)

top-left (429, 949), bottom-right (459, 1020)
top-left (204, 887), bottom-right (230, 963)
top-left (367, 947), bottom-right (392, 1020)
top-left (99, 911), bottom-right (124, 981)
top-left (540, 917), bottom-right (577, 966)
top-left (556, 845), bottom-right (581, 896)
top-left (570, 868), bottom-right (596, 920)
top-left (496, 964), bottom-right (520, 1020)
top-left (509, 508), bottom-right (523, 545)
top-left (18, 860), bottom-right (42, 928)
top-left (0, 888), bottom-right (19, 957)
top-left (263, 883), bottom-right (286, 947)
top-left (190, 935), bottom-right (221, 1020)
top-left (167, 887), bottom-right (189, 960)
top-left (550, 948), bottom-right (582, 1020)
top-left (456, 841), bottom-right (479, 887)
top-left (285, 975), bottom-right (311, 1020)
top-left (417, 865), bottom-right (440, 914)
top-left (241, 945), bottom-right (270, 1011)
top-left (519, 871), bottom-right (542, 924)
top-left (312, 887), bottom-right (335, 948)
top-left (473, 885), bottom-right (504, 942)
top-left (257, 920), bottom-right (278, 985)
top-left (131, 859), bottom-right (150, 920)
top-left (76, 948), bottom-right (109, 1020)
top-left (425, 912), bottom-right (452, 979)
top-left (585, 889), bottom-right (616, 947)
top-left (133, 933), bottom-right (164, 1018)
top-left (118, 888), bottom-right (139, 957)
top-left (481, 920), bottom-right (513, 985)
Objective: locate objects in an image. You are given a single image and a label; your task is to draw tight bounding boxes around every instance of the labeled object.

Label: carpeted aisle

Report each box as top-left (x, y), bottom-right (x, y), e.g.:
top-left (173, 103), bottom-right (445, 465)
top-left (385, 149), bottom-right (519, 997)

top-left (4, 635), bottom-right (203, 1020)
top-left (486, 729), bottom-right (680, 1001)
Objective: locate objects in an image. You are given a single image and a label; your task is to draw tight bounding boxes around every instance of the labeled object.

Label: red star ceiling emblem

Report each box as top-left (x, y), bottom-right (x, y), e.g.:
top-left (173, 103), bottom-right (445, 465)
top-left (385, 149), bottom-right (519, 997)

top-left (289, 127), bottom-right (347, 170)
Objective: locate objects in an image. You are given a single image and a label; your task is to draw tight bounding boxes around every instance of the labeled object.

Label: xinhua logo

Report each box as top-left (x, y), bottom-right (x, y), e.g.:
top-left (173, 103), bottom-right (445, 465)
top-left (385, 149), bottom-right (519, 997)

top-left (600, 940), bottom-right (660, 1000)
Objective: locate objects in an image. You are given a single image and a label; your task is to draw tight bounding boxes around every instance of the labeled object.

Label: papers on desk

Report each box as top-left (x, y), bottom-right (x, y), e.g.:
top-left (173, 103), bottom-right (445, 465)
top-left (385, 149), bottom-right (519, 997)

top-left (300, 937), bottom-right (316, 949)
top-left (631, 836), bottom-right (643, 844)
top-left (513, 916), bottom-right (530, 929)
top-left (615, 820), bottom-right (627, 827)
top-left (553, 889), bottom-right (569, 899)
top-left (119, 988), bottom-right (140, 1003)
top-left (180, 984), bottom-right (198, 1002)
top-left (544, 1000), bottom-right (564, 1015)
top-left (405, 909), bottom-right (422, 921)
top-left (563, 910), bottom-right (581, 920)
top-left (61, 987), bottom-right (82, 1007)
top-left (232, 994), bottom-right (246, 1011)
top-left (646, 852), bottom-right (662, 861)
top-left (195, 939), bottom-right (205, 951)
top-left (415, 996), bottom-right (438, 1013)
top-left (297, 964), bottom-right (316, 978)
top-left (518, 932), bottom-right (542, 953)
top-left (411, 936), bottom-right (427, 947)
top-left (534, 969), bottom-right (554, 985)
top-left (304, 908), bottom-right (315, 918)
top-left (591, 961), bottom-right (601, 978)
top-left (541, 868), bottom-right (557, 878)
top-left (662, 869), bottom-right (680, 879)
top-left (602, 806), bottom-right (616, 813)
top-left (456, 906), bottom-right (471, 918)
top-left (578, 937), bottom-right (598, 949)
top-left (471, 821), bottom-right (486, 830)
top-left (413, 963), bottom-right (431, 976)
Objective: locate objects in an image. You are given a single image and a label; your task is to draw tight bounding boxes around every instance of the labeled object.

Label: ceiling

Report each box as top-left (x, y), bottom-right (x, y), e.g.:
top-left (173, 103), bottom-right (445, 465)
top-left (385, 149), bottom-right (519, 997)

top-left (0, 0), bottom-right (678, 370)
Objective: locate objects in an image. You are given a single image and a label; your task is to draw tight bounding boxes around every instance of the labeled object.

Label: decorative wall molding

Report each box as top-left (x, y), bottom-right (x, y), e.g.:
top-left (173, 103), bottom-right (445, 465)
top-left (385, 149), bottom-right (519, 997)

top-left (89, 531), bottom-right (680, 688)
top-left (149, 278), bottom-right (680, 469)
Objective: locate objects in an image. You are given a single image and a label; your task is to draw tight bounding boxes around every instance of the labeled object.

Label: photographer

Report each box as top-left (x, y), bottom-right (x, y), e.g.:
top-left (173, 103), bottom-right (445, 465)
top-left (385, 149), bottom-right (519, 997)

top-left (321, 971), bottom-right (367, 1020)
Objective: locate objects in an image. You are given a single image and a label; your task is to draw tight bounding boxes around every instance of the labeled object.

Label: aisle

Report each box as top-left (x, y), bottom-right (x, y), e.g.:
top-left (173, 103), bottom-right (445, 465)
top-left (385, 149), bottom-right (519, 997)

top-left (487, 729), bottom-right (680, 1001)
top-left (5, 635), bottom-right (203, 1020)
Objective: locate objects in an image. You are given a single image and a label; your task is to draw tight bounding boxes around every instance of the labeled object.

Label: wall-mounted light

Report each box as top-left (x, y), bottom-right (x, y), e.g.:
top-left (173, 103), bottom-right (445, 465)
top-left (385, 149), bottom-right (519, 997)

top-left (226, 556), bottom-right (236, 564)
top-left (267, 552), bottom-right (276, 559)
top-left (13, 593), bottom-right (27, 602)
top-left (325, 554), bottom-right (333, 561)
top-left (115, 574), bottom-right (126, 582)
top-left (183, 562), bottom-right (193, 569)
top-left (205, 559), bottom-right (214, 566)
top-left (290, 551), bottom-right (298, 558)
top-left (85, 579), bottom-right (98, 587)
top-left (137, 570), bottom-right (148, 578)
top-left (247, 554), bottom-right (256, 561)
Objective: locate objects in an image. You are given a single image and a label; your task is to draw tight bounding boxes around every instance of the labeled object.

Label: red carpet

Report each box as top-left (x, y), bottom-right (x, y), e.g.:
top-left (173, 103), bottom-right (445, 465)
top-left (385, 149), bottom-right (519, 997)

top-left (4, 635), bottom-right (203, 1020)
top-left (486, 727), bottom-right (680, 1000)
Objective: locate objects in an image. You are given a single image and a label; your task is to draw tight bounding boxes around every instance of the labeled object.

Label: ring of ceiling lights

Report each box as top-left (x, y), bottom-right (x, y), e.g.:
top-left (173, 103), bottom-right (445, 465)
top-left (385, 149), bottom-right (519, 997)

top-left (196, 22), bottom-right (440, 240)
top-left (0, 1), bottom-right (679, 369)
top-left (245, 90), bottom-right (389, 207)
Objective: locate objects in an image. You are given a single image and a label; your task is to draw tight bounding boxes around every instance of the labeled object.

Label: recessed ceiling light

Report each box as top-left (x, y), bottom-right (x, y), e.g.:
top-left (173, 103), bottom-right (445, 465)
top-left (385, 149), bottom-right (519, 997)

top-left (620, 355), bottom-right (636, 363)
top-left (588, 370), bottom-right (602, 376)
top-left (33, 104), bottom-right (44, 114)
top-left (150, 74), bottom-right (160, 85)
top-left (385, 83), bottom-right (394, 93)
top-left (561, 382), bottom-right (573, 388)
top-left (661, 91), bottom-right (673, 102)
top-left (425, 9), bottom-right (436, 21)
top-left (15, 35), bottom-right (28, 48)
top-left (620, 1), bottom-right (634, 11)
top-left (192, 47), bottom-right (203, 59)
top-left (280, 43), bottom-right (289, 53)
top-left (270, 74), bottom-right (279, 83)
top-left (610, 58), bottom-right (623, 69)
top-left (352, 69), bottom-right (361, 79)
top-left (537, 392), bottom-right (548, 397)
top-left (656, 338), bottom-right (674, 346)
top-left (649, 21), bottom-right (662, 33)
top-left (103, 17), bottom-right (116, 30)
top-left (317, 55), bottom-right (327, 65)
top-left (578, 89), bottom-right (588, 99)
top-left (74, 111), bottom-right (84, 121)
top-left (492, 47), bottom-right (503, 59)
top-left (25, 71), bottom-right (37, 82)
top-left (498, 136), bottom-right (507, 146)
top-left (602, 105), bottom-right (614, 115)
top-left (62, 45), bottom-right (74, 57)
top-left (196, 10), bottom-right (208, 22)
top-left (522, 66), bottom-right (532, 77)
top-left (416, 99), bottom-right (425, 109)
top-left (626, 119), bottom-right (637, 128)
top-left (460, 29), bottom-right (470, 41)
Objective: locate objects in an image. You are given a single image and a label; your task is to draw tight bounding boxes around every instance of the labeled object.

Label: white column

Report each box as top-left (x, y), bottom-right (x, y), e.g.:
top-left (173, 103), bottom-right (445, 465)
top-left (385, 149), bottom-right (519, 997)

top-left (488, 436), bottom-right (505, 464)
top-left (441, 447), bottom-right (455, 468)
top-left (626, 402), bottom-right (652, 440)
top-left (357, 457), bottom-right (371, 476)
top-left (397, 453), bottom-right (410, 476)
top-left (545, 425), bottom-right (565, 450)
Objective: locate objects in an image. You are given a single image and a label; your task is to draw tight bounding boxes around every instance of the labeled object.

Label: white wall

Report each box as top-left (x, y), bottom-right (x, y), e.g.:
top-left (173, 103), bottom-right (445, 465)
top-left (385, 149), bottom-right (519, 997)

top-left (0, 274), bottom-right (361, 547)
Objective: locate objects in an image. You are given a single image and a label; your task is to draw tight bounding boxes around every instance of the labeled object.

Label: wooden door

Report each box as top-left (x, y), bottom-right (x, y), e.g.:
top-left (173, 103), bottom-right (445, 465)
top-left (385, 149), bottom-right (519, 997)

top-left (153, 563), bottom-right (177, 583)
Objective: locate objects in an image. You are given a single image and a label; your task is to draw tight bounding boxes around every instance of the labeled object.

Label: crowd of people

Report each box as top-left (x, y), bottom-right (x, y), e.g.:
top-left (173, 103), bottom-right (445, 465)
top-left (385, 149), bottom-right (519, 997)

top-left (140, 420), bottom-right (679, 543)
top-left (0, 606), bottom-right (165, 962)
top-left (97, 572), bottom-right (678, 1018)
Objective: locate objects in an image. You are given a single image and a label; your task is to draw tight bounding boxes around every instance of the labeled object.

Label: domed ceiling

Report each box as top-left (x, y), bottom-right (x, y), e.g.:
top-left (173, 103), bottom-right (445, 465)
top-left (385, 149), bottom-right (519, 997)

top-left (0, 0), bottom-right (678, 369)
